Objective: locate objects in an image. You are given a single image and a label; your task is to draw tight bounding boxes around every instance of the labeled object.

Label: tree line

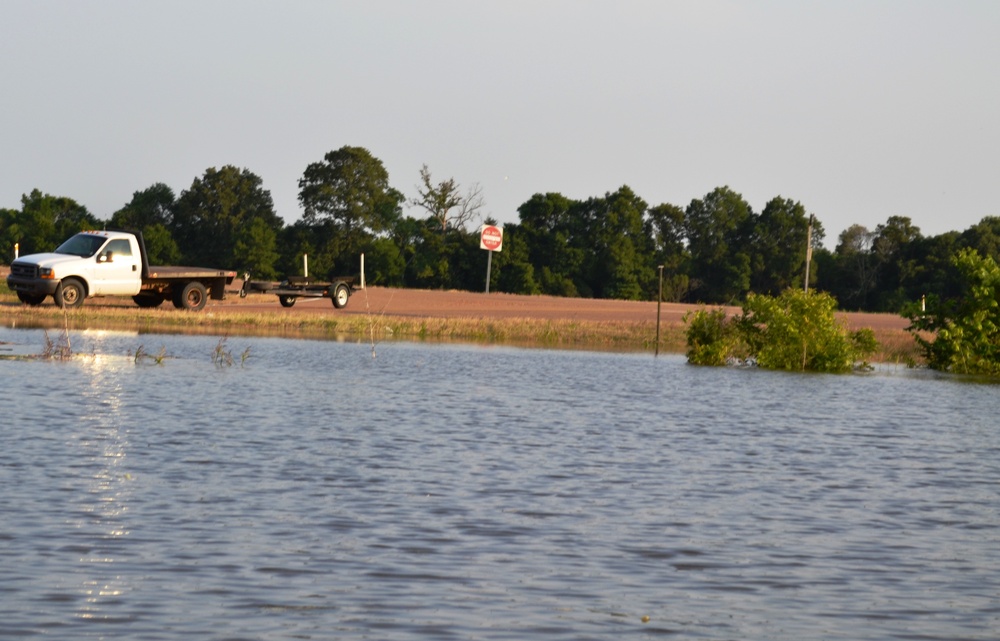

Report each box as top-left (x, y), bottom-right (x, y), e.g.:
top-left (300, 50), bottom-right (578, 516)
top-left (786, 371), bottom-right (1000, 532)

top-left (2, 145), bottom-right (997, 314)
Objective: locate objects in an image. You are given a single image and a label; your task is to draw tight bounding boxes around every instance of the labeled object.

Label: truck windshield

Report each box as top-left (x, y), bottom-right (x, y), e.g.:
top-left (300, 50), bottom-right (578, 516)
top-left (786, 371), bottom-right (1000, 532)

top-left (54, 234), bottom-right (108, 258)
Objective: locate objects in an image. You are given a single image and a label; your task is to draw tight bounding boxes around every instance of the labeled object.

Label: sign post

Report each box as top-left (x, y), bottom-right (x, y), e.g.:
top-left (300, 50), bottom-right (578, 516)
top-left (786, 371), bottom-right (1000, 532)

top-left (479, 224), bottom-right (503, 293)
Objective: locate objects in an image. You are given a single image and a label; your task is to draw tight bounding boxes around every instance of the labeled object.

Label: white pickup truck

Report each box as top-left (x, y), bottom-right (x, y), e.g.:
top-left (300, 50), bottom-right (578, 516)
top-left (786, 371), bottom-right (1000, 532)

top-left (7, 230), bottom-right (236, 311)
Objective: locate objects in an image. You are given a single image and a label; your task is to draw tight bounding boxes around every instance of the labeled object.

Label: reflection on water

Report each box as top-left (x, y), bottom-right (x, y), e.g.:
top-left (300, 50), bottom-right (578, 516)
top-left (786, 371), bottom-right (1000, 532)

top-left (75, 354), bottom-right (133, 623)
top-left (0, 326), bottom-right (997, 640)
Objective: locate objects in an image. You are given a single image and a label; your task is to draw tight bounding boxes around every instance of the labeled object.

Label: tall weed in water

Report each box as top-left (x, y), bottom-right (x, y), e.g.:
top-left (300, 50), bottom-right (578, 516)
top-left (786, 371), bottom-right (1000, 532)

top-left (41, 329), bottom-right (73, 360)
top-left (212, 337), bottom-right (250, 367)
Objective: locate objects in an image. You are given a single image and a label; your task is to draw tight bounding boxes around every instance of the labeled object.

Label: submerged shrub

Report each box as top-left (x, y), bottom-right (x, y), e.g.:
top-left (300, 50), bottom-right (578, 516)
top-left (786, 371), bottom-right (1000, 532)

top-left (684, 308), bottom-right (745, 366)
top-left (906, 249), bottom-right (1000, 376)
top-left (685, 289), bottom-right (877, 373)
top-left (741, 289), bottom-right (875, 372)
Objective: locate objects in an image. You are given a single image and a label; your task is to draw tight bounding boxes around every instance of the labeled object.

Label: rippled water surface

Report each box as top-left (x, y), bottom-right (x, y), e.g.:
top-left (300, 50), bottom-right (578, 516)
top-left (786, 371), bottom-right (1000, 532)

top-left (1, 327), bottom-right (998, 640)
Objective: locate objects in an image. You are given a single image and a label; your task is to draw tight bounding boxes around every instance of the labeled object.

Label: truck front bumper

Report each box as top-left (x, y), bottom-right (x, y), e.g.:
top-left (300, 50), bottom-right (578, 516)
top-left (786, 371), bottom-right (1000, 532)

top-left (6, 275), bottom-right (60, 296)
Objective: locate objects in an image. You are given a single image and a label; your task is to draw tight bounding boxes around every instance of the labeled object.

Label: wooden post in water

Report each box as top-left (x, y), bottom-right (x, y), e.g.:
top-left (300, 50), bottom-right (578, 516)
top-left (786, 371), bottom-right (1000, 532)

top-left (655, 265), bottom-right (664, 356)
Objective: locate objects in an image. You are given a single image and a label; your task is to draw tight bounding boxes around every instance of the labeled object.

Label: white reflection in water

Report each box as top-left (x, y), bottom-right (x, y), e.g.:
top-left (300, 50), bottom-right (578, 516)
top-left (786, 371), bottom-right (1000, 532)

top-left (74, 352), bottom-right (134, 621)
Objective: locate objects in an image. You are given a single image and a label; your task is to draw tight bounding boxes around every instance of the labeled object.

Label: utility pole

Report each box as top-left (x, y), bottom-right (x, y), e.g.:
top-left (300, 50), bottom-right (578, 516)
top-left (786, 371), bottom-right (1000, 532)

top-left (804, 214), bottom-right (814, 293)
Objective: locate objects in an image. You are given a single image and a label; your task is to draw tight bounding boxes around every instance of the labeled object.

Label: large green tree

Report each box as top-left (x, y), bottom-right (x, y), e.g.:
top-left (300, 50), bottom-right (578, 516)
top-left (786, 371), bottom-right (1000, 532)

top-left (517, 192), bottom-right (585, 296)
top-left (172, 166), bottom-right (282, 276)
top-left (685, 186), bottom-right (753, 303)
top-left (109, 183), bottom-right (181, 265)
top-left (870, 215), bottom-right (922, 311)
top-left (297, 146), bottom-right (404, 272)
top-left (959, 216), bottom-right (1000, 261)
top-left (489, 222), bottom-right (539, 295)
top-left (749, 197), bottom-right (820, 296)
top-left (829, 224), bottom-right (877, 310)
top-left (647, 202), bottom-right (689, 301)
top-left (2, 189), bottom-right (100, 257)
top-left (575, 186), bottom-right (653, 300)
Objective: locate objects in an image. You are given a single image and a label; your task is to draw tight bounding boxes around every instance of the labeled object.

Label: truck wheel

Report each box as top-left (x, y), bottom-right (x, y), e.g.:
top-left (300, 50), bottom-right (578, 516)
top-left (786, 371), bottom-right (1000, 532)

top-left (55, 278), bottom-right (85, 309)
top-left (173, 282), bottom-right (207, 311)
top-left (133, 292), bottom-right (165, 308)
top-left (331, 282), bottom-right (350, 309)
top-left (279, 295), bottom-right (296, 308)
top-left (16, 292), bottom-right (46, 306)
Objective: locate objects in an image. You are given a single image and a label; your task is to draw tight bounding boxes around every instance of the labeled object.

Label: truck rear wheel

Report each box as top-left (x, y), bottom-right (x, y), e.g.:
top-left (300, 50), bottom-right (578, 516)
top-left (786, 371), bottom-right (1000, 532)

top-left (16, 292), bottom-right (46, 306)
top-left (331, 283), bottom-right (350, 309)
top-left (279, 295), bottom-right (296, 308)
top-left (173, 282), bottom-right (207, 311)
top-left (55, 278), bottom-right (85, 309)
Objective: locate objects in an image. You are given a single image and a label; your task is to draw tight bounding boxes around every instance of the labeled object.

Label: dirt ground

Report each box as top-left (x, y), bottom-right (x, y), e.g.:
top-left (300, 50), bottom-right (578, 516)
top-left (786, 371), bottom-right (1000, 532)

top-left (0, 264), bottom-right (909, 332)
top-left (217, 282), bottom-right (911, 332)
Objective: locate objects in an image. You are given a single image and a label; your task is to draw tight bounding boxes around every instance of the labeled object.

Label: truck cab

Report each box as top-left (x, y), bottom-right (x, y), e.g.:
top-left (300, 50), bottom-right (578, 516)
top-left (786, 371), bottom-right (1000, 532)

top-left (8, 231), bottom-right (143, 307)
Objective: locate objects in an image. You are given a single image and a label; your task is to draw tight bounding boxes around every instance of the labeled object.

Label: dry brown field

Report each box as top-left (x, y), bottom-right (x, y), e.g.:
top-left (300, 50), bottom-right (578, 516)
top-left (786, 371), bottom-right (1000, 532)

top-left (0, 267), bottom-right (917, 358)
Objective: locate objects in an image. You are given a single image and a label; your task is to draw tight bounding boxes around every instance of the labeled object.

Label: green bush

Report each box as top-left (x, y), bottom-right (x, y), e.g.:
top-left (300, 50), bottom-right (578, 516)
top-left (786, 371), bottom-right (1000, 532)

top-left (906, 249), bottom-right (1000, 375)
top-left (684, 308), bottom-right (744, 366)
top-left (685, 289), bottom-right (877, 373)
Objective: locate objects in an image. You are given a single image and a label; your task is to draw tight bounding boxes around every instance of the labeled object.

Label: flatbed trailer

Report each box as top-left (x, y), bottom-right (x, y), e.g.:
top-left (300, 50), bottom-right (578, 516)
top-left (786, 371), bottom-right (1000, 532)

top-left (240, 275), bottom-right (357, 309)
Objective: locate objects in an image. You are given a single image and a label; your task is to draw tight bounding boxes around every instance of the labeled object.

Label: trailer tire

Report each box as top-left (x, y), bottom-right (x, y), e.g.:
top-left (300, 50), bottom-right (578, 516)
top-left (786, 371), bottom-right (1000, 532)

top-left (279, 295), bottom-right (296, 308)
top-left (173, 281), bottom-right (207, 311)
top-left (331, 282), bottom-right (350, 309)
top-left (17, 292), bottom-right (46, 306)
top-left (55, 278), bottom-right (85, 309)
top-left (133, 292), bottom-right (165, 308)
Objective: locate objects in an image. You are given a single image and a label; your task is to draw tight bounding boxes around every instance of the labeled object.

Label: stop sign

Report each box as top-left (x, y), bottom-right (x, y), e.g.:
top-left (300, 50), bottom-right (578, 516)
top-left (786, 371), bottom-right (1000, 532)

top-left (480, 224), bottom-right (503, 252)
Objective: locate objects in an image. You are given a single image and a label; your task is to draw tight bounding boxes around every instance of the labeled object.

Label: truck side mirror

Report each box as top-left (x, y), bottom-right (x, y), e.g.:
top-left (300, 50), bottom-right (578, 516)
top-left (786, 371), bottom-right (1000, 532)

top-left (99, 252), bottom-right (114, 263)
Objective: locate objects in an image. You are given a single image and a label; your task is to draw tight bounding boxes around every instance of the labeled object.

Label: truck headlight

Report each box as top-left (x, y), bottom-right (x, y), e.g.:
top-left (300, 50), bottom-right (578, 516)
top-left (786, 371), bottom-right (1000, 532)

top-left (39, 268), bottom-right (54, 279)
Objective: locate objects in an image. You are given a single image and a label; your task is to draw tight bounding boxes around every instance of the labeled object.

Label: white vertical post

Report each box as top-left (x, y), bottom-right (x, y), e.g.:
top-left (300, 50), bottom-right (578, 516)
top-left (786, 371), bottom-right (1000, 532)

top-left (303, 254), bottom-right (309, 278)
top-left (360, 253), bottom-right (366, 289)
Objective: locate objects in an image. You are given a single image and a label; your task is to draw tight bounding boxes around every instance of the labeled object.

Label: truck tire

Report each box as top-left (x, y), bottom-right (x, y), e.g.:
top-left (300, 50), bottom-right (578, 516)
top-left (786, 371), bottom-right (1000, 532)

top-left (55, 278), bottom-right (85, 309)
top-left (173, 281), bottom-right (207, 311)
top-left (16, 292), bottom-right (46, 306)
top-left (331, 282), bottom-right (350, 309)
top-left (279, 295), bottom-right (296, 308)
top-left (133, 292), bottom-right (165, 308)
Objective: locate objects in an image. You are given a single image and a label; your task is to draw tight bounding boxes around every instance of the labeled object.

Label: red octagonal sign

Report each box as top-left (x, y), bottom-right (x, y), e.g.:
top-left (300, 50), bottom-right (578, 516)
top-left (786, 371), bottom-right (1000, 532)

top-left (480, 224), bottom-right (503, 252)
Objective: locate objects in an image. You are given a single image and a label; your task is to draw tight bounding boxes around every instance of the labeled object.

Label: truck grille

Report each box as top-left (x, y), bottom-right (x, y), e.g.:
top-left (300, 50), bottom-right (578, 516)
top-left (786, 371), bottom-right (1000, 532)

top-left (10, 262), bottom-right (37, 279)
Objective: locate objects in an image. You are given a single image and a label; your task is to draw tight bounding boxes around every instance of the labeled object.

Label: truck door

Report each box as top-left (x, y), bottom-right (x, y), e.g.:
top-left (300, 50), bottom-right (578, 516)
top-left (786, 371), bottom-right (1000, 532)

top-left (91, 238), bottom-right (142, 296)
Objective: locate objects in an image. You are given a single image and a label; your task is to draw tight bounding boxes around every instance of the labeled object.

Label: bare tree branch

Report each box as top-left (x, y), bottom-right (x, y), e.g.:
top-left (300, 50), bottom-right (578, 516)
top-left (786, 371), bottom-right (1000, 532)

top-left (411, 165), bottom-right (486, 233)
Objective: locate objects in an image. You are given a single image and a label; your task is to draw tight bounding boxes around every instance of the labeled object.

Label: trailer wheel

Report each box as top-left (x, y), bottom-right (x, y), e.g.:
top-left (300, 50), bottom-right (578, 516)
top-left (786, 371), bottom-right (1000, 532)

top-left (55, 278), bottom-right (85, 309)
top-left (279, 295), bottom-right (296, 308)
top-left (173, 281), bottom-right (207, 311)
top-left (16, 292), bottom-right (46, 306)
top-left (331, 282), bottom-right (350, 309)
top-left (133, 292), bottom-right (165, 308)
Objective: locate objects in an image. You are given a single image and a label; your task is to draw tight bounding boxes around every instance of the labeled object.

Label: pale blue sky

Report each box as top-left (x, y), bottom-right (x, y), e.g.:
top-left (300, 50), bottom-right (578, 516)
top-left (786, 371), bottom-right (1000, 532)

top-left (2, 1), bottom-right (997, 247)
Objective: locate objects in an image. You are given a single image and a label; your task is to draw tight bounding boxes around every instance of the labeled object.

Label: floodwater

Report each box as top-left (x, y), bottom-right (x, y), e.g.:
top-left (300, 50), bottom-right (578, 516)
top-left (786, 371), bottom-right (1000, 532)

top-left (0, 327), bottom-right (997, 640)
